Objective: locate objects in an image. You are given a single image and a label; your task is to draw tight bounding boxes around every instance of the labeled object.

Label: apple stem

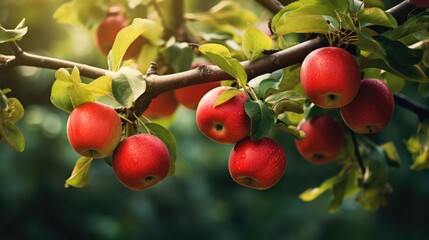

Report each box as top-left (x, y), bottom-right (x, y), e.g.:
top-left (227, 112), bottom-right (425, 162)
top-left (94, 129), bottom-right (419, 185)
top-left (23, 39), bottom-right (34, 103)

top-left (350, 129), bottom-right (366, 177)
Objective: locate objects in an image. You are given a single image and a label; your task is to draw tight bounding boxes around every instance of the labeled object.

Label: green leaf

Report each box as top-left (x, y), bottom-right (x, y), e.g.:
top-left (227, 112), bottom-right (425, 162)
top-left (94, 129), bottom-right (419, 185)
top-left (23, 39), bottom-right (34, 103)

top-left (50, 80), bottom-right (74, 113)
top-left (244, 100), bottom-right (276, 140)
top-left (371, 36), bottom-right (427, 82)
top-left (215, 88), bottom-right (243, 106)
top-left (278, 64), bottom-right (301, 91)
top-left (0, 19), bottom-right (28, 43)
top-left (53, 0), bottom-right (105, 29)
top-left (275, 14), bottom-right (330, 35)
top-left (1, 121), bottom-right (25, 152)
top-left (199, 43), bottom-right (247, 87)
top-left (329, 179), bottom-right (347, 213)
top-left (108, 18), bottom-right (163, 71)
top-left (242, 23), bottom-right (273, 60)
top-left (388, 11), bottom-right (429, 40)
top-left (418, 83), bottom-right (429, 97)
top-left (145, 123), bottom-right (177, 176)
top-left (406, 135), bottom-right (421, 155)
top-left (299, 174), bottom-right (344, 202)
top-left (161, 42), bottom-right (193, 73)
top-left (109, 67), bottom-right (146, 108)
top-left (65, 157), bottom-right (94, 188)
top-left (5, 98), bottom-right (24, 124)
top-left (380, 141), bottom-right (401, 167)
top-left (265, 91), bottom-right (306, 114)
top-left (410, 150), bottom-right (429, 171)
top-left (67, 85), bottom-right (95, 108)
top-left (275, 122), bottom-right (306, 140)
top-left (84, 75), bottom-right (112, 96)
top-left (357, 7), bottom-right (397, 28)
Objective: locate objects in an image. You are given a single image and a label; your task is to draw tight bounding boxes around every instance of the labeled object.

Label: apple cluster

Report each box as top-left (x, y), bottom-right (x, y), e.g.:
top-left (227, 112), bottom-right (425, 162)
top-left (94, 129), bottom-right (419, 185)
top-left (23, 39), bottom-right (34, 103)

top-left (143, 60), bottom-right (221, 119)
top-left (66, 101), bottom-right (172, 190)
top-left (196, 86), bottom-right (287, 190)
top-left (295, 46), bottom-right (394, 165)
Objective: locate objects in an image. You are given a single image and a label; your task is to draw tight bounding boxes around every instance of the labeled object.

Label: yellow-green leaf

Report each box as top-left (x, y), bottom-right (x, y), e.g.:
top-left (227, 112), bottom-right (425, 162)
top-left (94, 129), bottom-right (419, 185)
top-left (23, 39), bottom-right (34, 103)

top-left (242, 23), bottom-right (273, 60)
top-left (108, 18), bottom-right (163, 71)
top-left (85, 75), bottom-right (112, 96)
top-left (65, 157), bottom-right (94, 188)
top-left (381, 141), bottom-right (401, 167)
top-left (5, 98), bottom-right (24, 124)
top-left (1, 121), bottom-right (25, 152)
top-left (215, 88), bottom-right (243, 106)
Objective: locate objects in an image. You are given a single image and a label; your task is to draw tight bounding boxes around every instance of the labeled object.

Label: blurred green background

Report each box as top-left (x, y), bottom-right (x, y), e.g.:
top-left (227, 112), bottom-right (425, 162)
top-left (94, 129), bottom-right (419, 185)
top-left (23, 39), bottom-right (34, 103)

top-left (1, 0), bottom-right (429, 239)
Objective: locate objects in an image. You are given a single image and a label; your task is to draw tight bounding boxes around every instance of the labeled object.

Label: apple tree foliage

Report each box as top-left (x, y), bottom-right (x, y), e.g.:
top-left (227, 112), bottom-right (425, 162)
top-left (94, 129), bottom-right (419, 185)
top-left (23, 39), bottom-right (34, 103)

top-left (1, 0), bottom-right (429, 213)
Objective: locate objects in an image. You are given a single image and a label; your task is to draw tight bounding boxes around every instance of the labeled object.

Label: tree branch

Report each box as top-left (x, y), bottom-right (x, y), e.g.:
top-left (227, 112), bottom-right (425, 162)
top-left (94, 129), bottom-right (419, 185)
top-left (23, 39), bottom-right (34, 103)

top-left (254, 0), bottom-right (284, 14)
top-left (0, 52), bottom-right (107, 79)
top-left (394, 93), bottom-right (429, 121)
top-left (0, 0), bottom-right (425, 122)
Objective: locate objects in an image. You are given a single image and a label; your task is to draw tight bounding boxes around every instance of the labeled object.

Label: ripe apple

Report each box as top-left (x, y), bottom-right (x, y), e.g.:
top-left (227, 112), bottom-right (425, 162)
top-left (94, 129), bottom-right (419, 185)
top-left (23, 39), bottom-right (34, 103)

top-left (228, 137), bottom-right (287, 190)
top-left (410, 0), bottom-right (429, 8)
top-left (112, 134), bottom-right (171, 190)
top-left (174, 60), bottom-right (220, 110)
top-left (295, 115), bottom-right (345, 165)
top-left (95, 7), bottom-right (145, 60)
top-left (67, 101), bottom-right (122, 158)
top-left (300, 46), bottom-right (361, 108)
top-left (143, 91), bottom-right (179, 119)
top-left (340, 78), bottom-right (394, 134)
top-left (196, 86), bottom-right (250, 144)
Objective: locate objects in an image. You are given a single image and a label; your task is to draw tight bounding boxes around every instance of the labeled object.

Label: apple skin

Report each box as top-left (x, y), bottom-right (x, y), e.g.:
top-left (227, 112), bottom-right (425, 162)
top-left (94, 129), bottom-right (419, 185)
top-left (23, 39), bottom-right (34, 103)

top-left (196, 86), bottom-right (250, 144)
top-left (295, 115), bottom-right (345, 165)
top-left (143, 91), bottom-right (179, 119)
top-left (410, 0), bottom-right (429, 8)
top-left (67, 101), bottom-right (122, 158)
top-left (112, 134), bottom-right (171, 190)
top-left (228, 137), bottom-right (287, 190)
top-left (300, 47), bottom-right (361, 108)
top-left (174, 61), bottom-right (221, 110)
top-left (95, 8), bottom-right (145, 60)
top-left (340, 78), bottom-right (394, 134)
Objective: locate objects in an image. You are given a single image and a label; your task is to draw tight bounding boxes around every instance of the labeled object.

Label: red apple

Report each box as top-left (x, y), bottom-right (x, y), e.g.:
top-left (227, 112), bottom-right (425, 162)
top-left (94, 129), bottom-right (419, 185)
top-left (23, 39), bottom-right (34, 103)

top-left (300, 47), bottom-right (361, 108)
top-left (340, 78), bottom-right (394, 134)
top-left (174, 81), bottom-right (221, 110)
top-left (196, 86), bottom-right (250, 144)
top-left (143, 91), bottom-right (179, 119)
top-left (95, 7), bottom-right (145, 60)
top-left (67, 101), bottom-right (122, 158)
top-left (112, 133), bottom-right (171, 190)
top-left (295, 115), bottom-right (345, 165)
top-left (174, 60), bottom-right (221, 110)
top-left (228, 137), bottom-right (287, 190)
top-left (410, 0), bottom-right (429, 8)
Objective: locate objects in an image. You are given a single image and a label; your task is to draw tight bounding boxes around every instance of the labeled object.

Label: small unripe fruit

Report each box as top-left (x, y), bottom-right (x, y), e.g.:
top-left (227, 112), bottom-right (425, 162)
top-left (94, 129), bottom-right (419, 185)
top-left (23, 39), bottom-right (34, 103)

top-left (229, 137), bottom-right (287, 190)
top-left (112, 134), bottom-right (171, 190)
top-left (300, 47), bottom-right (361, 108)
top-left (196, 86), bottom-right (250, 144)
top-left (67, 102), bottom-right (122, 158)
top-left (340, 78), bottom-right (394, 134)
top-left (295, 115), bottom-right (345, 165)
